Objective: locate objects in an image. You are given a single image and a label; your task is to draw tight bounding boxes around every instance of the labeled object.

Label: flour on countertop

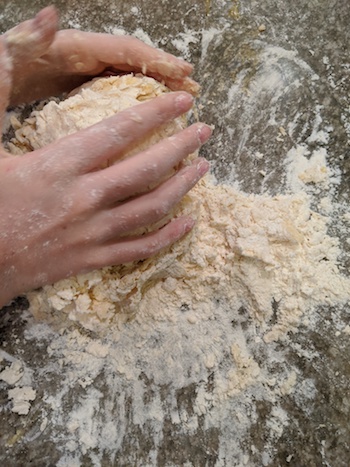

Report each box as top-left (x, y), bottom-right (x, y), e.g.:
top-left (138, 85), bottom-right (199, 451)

top-left (2, 32), bottom-right (350, 466)
top-left (285, 145), bottom-right (340, 193)
top-left (0, 349), bottom-right (37, 415)
top-left (8, 386), bottom-right (36, 415)
top-left (0, 361), bottom-right (24, 385)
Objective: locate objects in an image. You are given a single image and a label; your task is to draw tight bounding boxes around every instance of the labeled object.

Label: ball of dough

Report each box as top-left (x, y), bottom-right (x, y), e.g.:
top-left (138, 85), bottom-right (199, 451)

top-left (9, 73), bottom-right (190, 163)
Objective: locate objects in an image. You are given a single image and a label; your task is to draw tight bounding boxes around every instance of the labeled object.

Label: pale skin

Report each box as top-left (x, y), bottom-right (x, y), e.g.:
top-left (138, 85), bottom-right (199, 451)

top-left (0, 7), bottom-right (212, 308)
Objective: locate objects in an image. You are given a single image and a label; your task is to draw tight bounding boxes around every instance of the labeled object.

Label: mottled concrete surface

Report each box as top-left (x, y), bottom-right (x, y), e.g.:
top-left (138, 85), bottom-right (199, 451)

top-left (0, 1), bottom-right (350, 466)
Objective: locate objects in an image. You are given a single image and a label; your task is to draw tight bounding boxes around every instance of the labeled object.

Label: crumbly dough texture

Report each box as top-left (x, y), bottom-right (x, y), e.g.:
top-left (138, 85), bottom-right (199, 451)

top-left (29, 180), bottom-right (350, 343)
top-left (9, 74), bottom-right (350, 343)
top-left (8, 73), bottom-right (186, 158)
top-left (9, 73), bottom-right (200, 325)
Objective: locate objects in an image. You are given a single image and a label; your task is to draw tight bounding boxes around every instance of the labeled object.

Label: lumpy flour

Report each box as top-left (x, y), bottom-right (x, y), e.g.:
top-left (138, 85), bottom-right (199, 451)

top-left (27, 178), bottom-right (350, 343)
top-left (8, 74), bottom-right (349, 341)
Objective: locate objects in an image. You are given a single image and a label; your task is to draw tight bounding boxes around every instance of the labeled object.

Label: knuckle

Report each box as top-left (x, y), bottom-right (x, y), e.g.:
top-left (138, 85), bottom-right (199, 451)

top-left (149, 200), bottom-right (171, 219)
top-left (142, 238), bottom-right (162, 257)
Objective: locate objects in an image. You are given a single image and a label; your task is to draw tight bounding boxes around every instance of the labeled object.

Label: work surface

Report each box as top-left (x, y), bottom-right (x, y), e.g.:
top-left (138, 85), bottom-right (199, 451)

top-left (1, 1), bottom-right (350, 466)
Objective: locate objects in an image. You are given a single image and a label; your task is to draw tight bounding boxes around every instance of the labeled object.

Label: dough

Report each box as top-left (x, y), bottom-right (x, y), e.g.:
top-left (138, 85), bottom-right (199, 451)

top-left (8, 74), bottom-right (350, 342)
top-left (8, 73), bottom-right (189, 161)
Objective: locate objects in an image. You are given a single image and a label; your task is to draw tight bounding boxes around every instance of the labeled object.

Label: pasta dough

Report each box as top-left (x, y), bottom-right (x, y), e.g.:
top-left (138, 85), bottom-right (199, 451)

top-left (9, 74), bottom-right (349, 345)
top-left (9, 74), bottom-right (187, 160)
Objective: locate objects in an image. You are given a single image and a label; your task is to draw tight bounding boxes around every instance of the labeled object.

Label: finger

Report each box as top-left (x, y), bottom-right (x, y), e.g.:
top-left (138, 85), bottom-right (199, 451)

top-left (37, 91), bottom-right (195, 174)
top-left (82, 123), bottom-right (212, 206)
top-left (4, 6), bottom-right (59, 106)
top-left (162, 76), bottom-right (200, 97)
top-left (147, 73), bottom-right (201, 97)
top-left (4, 6), bottom-right (58, 63)
top-left (51, 30), bottom-right (193, 80)
top-left (87, 216), bottom-right (195, 269)
top-left (101, 69), bottom-right (200, 96)
top-left (88, 158), bottom-right (209, 242)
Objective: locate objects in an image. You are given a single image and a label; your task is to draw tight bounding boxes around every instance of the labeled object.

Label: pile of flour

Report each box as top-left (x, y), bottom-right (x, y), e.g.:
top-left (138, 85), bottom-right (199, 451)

top-left (8, 74), bottom-right (349, 342)
top-left (4, 71), bottom-right (350, 465)
top-left (27, 175), bottom-right (350, 343)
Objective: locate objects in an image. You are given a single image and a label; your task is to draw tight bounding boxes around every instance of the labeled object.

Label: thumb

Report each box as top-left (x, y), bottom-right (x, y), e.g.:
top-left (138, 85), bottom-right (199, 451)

top-left (0, 6), bottom-right (59, 130)
top-left (0, 7), bottom-right (58, 149)
top-left (4, 6), bottom-right (58, 65)
top-left (3, 6), bottom-right (58, 106)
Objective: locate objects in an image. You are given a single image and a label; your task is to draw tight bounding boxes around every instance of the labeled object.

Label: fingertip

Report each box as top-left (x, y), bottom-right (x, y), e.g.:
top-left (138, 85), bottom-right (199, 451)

top-left (182, 216), bottom-right (196, 233)
top-left (35, 5), bottom-right (59, 22)
top-left (179, 157), bottom-right (210, 186)
top-left (166, 216), bottom-right (196, 242)
top-left (197, 158), bottom-right (210, 176)
top-left (174, 91), bottom-right (194, 113)
top-left (176, 57), bottom-right (194, 75)
top-left (5, 5), bottom-right (58, 58)
top-left (196, 123), bottom-right (213, 144)
top-left (34, 5), bottom-right (59, 40)
top-left (155, 52), bottom-right (193, 80)
top-left (182, 77), bottom-right (201, 97)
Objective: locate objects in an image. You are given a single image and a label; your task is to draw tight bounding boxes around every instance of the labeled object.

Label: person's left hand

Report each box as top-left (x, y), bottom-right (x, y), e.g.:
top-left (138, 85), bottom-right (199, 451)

top-left (3, 6), bottom-right (200, 107)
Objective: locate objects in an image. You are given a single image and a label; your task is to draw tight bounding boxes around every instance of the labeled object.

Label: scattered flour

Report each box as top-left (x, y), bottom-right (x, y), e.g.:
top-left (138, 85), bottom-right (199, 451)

top-left (2, 33), bottom-right (350, 466)
top-left (0, 351), bottom-right (37, 415)
top-left (8, 386), bottom-right (36, 415)
top-left (285, 145), bottom-right (338, 192)
top-left (0, 361), bottom-right (23, 385)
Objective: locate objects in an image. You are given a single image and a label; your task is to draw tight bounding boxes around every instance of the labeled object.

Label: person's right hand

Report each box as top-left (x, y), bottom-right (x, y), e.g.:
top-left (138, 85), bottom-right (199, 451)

top-left (0, 10), bottom-right (212, 308)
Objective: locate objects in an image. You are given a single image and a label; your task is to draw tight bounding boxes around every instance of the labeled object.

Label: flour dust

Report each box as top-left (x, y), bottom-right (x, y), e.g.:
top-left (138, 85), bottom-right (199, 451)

top-left (1, 16), bottom-right (349, 467)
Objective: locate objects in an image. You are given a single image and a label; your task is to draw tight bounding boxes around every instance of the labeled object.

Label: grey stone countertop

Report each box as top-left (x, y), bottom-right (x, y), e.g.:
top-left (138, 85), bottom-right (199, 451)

top-left (0, 1), bottom-right (349, 466)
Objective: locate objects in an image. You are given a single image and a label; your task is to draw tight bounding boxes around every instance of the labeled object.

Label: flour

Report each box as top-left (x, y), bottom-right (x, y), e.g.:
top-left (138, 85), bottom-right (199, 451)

top-left (0, 349), bottom-right (38, 415)
top-left (4, 38), bottom-right (350, 466)
top-left (285, 145), bottom-right (340, 202)
top-left (0, 360), bottom-right (23, 385)
top-left (171, 32), bottom-right (199, 60)
top-left (8, 386), bottom-right (36, 415)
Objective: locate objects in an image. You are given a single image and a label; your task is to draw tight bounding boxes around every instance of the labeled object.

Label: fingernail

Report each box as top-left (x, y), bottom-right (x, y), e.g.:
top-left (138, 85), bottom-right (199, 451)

top-left (177, 57), bottom-right (193, 69)
top-left (197, 124), bottom-right (213, 144)
top-left (175, 92), bottom-right (194, 112)
top-left (183, 216), bottom-right (196, 232)
top-left (198, 158), bottom-right (210, 176)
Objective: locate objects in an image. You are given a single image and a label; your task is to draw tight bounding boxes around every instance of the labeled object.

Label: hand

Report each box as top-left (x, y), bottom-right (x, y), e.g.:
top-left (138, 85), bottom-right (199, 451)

top-left (3, 6), bottom-right (200, 106)
top-left (0, 9), bottom-right (211, 308)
